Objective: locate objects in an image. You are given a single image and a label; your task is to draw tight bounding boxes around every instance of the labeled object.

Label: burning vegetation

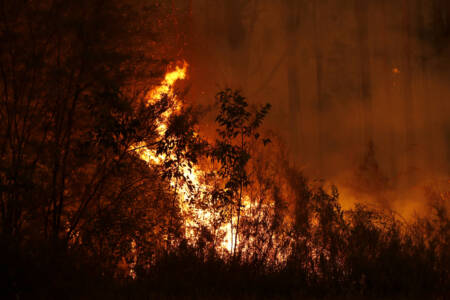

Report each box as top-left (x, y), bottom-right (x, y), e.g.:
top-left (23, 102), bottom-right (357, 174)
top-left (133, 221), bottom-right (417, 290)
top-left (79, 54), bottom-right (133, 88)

top-left (0, 0), bottom-right (449, 299)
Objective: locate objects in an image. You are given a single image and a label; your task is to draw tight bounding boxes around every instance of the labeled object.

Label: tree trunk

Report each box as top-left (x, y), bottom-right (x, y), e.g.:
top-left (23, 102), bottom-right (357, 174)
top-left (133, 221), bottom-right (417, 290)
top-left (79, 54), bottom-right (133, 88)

top-left (355, 0), bottom-right (373, 148)
top-left (285, 0), bottom-right (303, 161)
top-left (381, 0), bottom-right (398, 185)
top-left (312, 0), bottom-right (324, 175)
top-left (224, 0), bottom-right (250, 87)
top-left (402, 0), bottom-right (415, 185)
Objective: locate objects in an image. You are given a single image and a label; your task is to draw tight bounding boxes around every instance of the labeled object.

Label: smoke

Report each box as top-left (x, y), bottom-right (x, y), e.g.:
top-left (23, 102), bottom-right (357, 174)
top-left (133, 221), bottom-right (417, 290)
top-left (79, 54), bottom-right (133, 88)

top-left (182, 0), bottom-right (450, 216)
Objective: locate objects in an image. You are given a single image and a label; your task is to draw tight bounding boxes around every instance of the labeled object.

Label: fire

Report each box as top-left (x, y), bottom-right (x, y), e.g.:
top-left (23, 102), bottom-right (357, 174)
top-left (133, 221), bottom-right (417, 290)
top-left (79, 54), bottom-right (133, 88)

top-left (131, 62), bottom-right (292, 261)
top-left (146, 61), bottom-right (188, 135)
top-left (148, 61), bottom-right (188, 104)
top-left (132, 61), bottom-right (236, 253)
top-left (132, 61), bottom-right (283, 257)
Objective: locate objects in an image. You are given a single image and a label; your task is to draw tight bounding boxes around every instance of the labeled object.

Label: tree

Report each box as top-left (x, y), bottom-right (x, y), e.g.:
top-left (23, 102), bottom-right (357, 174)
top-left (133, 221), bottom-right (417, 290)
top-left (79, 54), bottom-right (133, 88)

top-left (156, 103), bottom-right (208, 247)
top-left (312, 0), bottom-right (325, 174)
top-left (0, 0), bottom-right (180, 251)
top-left (355, 0), bottom-right (373, 147)
top-left (211, 89), bottom-right (271, 256)
top-left (284, 0), bottom-right (303, 158)
top-left (402, 0), bottom-right (416, 185)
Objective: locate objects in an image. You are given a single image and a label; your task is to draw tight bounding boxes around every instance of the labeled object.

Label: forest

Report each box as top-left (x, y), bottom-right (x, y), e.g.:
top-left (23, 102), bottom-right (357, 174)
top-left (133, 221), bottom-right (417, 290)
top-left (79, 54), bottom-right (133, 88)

top-left (0, 0), bottom-right (449, 299)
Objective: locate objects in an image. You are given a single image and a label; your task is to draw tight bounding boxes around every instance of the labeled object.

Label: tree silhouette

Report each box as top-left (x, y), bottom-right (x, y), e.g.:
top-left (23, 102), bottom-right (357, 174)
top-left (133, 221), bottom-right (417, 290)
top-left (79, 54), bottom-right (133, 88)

top-left (211, 88), bottom-right (270, 256)
top-left (156, 103), bottom-right (208, 246)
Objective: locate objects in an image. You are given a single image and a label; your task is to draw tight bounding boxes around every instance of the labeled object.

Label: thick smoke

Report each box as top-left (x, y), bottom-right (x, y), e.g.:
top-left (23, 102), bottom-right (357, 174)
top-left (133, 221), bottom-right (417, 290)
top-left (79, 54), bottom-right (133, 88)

top-left (182, 0), bottom-right (449, 216)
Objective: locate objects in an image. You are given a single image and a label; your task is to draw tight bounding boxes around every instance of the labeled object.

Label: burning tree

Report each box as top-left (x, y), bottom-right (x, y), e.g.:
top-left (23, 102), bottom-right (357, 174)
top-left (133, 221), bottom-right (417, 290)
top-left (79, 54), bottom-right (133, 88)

top-left (210, 89), bottom-right (271, 256)
top-left (0, 1), bottom-right (448, 299)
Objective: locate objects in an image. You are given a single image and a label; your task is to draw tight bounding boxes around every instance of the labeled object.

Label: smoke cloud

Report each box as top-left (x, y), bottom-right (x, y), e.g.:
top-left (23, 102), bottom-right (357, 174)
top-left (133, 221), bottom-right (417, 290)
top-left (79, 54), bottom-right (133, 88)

top-left (181, 0), bottom-right (449, 216)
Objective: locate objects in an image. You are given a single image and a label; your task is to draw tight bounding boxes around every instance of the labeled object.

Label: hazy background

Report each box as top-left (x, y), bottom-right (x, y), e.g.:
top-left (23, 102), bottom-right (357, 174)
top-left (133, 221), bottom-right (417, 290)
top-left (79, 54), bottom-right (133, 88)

top-left (176, 0), bottom-right (449, 215)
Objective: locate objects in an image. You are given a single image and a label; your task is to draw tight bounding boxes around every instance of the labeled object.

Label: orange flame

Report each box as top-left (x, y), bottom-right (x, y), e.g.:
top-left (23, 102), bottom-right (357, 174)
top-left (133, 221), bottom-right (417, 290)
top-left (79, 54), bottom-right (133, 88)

top-left (131, 61), bottom-right (236, 253)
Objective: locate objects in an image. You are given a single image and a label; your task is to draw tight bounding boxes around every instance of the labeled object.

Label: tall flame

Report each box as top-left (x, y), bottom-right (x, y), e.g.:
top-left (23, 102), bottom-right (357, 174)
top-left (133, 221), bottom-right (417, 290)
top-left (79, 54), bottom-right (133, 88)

top-left (131, 61), bottom-right (283, 258)
top-left (131, 61), bottom-right (236, 253)
top-left (148, 61), bottom-right (188, 104)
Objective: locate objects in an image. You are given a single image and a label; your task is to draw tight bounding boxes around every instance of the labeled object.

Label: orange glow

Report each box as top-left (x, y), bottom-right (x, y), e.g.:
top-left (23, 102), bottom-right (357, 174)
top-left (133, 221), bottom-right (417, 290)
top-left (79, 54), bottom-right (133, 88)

top-left (132, 61), bottom-right (237, 253)
top-left (146, 61), bottom-right (188, 135)
top-left (147, 61), bottom-right (188, 104)
top-left (132, 61), bottom-right (288, 257)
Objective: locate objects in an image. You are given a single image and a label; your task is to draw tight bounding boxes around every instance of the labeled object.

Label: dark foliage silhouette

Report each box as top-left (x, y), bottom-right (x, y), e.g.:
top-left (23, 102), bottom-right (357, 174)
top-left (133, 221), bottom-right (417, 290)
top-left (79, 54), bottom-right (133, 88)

top-left (0, 1), bottom-right (448, 299)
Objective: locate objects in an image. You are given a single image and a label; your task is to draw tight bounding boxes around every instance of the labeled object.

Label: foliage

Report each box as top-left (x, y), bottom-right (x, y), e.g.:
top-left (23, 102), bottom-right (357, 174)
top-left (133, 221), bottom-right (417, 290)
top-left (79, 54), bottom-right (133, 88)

top-left (0, 0), bottom-right (181, 277)
top-left (0, 2), bottom-right (448, 299)
top-left (210, 88), bottom-right (271, 255)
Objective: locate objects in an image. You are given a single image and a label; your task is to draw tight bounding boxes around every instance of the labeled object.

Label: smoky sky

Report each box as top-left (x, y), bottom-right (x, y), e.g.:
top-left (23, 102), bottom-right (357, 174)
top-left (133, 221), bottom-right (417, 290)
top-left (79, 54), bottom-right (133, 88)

top-left (180, 0), bottom-right (449, 212)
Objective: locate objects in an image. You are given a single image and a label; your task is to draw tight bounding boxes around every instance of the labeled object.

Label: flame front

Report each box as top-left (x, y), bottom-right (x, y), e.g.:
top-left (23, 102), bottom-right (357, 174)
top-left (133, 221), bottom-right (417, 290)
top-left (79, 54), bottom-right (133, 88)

top-left (131, 61), bottom-right (236, 253)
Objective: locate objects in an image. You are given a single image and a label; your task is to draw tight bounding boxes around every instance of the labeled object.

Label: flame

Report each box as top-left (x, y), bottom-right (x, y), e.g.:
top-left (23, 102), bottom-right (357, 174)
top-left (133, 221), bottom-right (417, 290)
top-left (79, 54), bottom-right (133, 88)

top-left (131, 62), bottom-right (292, 261)
top-left (131, 61), bottom-right (236, 253)
top-left (146, 61), bottom-right (188, 135)
top-left (148, 61), bottom-right (188, 104)
top-left (132, 61), bottom-right (281, 257)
